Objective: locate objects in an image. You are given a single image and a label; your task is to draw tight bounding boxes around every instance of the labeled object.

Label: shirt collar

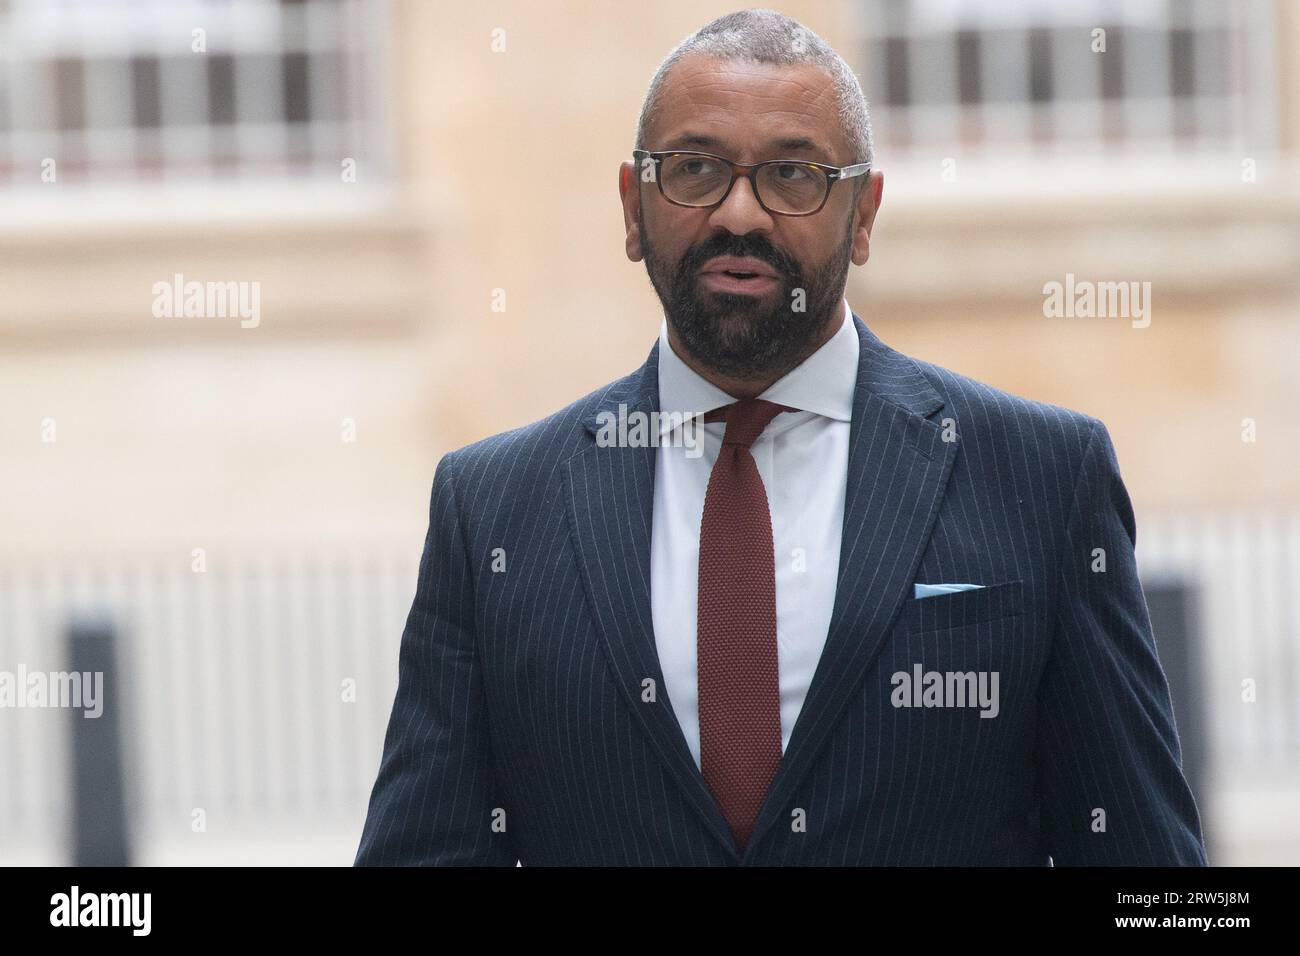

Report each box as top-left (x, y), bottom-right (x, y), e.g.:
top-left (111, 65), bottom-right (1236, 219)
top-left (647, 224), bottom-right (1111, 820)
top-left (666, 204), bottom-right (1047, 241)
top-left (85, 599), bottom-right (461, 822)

top-left (656, 298), bottom-right (858, 436)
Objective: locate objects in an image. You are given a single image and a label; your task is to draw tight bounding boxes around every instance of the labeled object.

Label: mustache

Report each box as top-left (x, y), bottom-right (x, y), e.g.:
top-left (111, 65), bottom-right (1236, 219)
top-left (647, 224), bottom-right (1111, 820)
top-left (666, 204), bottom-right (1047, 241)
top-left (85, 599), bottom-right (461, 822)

top-left (677, 234), bottom-right (800, 280)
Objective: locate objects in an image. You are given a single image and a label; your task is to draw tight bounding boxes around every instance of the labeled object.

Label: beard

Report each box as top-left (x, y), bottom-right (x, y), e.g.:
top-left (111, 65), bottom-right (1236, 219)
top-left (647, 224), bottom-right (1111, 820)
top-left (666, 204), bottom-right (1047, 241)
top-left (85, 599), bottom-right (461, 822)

top-left (639, 208), bottom-right (854, 380)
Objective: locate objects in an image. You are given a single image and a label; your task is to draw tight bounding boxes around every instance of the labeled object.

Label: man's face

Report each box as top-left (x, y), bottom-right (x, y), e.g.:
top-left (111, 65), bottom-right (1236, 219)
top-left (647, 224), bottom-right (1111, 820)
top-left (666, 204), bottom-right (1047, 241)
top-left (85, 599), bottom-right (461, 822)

top-left (620, 53), bottom-right (883, 381)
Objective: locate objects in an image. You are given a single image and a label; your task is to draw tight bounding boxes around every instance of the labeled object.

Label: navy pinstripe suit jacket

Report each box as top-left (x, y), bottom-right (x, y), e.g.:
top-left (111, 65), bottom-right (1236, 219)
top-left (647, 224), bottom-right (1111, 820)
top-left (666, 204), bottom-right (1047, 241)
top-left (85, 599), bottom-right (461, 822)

top-left (355, 312), bottom-right (1208, 866)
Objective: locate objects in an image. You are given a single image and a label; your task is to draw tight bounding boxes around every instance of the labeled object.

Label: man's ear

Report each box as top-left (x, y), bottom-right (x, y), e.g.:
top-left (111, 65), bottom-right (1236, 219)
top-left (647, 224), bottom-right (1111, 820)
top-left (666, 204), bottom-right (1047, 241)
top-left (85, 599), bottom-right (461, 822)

top-left (850, 169), bottom-right (884, 266)
top-left (619, 160), bottom-right (644, 262)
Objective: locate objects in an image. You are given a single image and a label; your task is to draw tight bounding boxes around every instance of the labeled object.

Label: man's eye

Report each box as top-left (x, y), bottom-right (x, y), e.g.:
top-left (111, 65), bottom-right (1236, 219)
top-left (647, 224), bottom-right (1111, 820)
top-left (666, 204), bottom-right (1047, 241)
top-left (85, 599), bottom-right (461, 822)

top-left (773, 163), bottom-right (810, 181)
top-left (681, 159), bottom-right (716, 175)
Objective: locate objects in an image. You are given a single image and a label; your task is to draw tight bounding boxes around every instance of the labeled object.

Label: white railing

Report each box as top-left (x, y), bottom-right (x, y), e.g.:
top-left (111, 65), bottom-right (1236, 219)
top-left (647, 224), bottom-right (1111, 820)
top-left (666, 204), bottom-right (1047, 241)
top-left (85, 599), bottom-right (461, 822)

top-left (1138, 510), bottom-right (1300, 779)
top-left (857, 0), bottom-right (1277, 158)
top-left (0, 545), bottom-right (415, 858)
top-left (0, 0), bottom-right (393, 186)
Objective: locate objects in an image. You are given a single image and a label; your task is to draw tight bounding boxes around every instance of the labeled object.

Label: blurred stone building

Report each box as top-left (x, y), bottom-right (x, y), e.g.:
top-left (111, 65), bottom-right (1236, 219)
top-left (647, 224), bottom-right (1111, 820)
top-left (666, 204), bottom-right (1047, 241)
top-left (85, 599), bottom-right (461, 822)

top-left (0, 0), bottom-right (1296, 864)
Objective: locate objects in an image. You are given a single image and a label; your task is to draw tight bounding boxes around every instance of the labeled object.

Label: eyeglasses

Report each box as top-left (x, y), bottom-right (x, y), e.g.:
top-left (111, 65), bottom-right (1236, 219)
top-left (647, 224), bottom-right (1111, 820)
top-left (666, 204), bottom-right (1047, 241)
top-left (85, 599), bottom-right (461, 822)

top-left (632, 148), bottom-right (870, 217)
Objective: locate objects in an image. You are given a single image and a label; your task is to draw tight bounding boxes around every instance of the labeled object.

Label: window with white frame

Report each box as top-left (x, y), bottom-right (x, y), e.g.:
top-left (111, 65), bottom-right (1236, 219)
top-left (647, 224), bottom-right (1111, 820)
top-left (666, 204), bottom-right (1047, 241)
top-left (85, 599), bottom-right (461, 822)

top-left (0, 0), bottom-right (389, 187)
top-left (859, 0), bottom-right (1276, 158)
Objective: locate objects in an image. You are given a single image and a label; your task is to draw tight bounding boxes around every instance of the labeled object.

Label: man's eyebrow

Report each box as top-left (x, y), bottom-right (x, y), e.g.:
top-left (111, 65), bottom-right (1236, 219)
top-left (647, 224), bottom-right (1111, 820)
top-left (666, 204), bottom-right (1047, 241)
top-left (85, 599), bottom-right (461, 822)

top-left (658, 131), bottom-right (834, 160)
top-left (660, 131), bottom-right (725, 150)
top-left (768, 136), bottom-right (828, 156)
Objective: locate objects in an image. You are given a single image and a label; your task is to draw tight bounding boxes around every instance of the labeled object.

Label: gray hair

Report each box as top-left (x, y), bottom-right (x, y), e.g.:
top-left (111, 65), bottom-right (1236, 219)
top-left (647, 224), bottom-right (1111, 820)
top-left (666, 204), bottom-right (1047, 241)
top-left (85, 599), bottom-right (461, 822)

top-left (634, 9), bottom-right (873, 169)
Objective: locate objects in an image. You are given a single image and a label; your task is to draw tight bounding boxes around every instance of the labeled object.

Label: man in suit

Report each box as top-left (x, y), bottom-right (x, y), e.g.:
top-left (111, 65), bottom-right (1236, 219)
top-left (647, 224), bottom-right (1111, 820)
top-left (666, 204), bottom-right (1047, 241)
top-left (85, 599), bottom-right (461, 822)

top-left (355, 10), bottom-right (1207, 866)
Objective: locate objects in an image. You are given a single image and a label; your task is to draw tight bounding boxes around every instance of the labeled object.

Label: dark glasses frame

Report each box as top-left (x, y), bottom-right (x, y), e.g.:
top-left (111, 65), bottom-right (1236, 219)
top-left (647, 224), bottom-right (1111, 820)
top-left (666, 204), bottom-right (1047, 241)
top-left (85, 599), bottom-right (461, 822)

top-left (632, 148), bottom-right (871, 217)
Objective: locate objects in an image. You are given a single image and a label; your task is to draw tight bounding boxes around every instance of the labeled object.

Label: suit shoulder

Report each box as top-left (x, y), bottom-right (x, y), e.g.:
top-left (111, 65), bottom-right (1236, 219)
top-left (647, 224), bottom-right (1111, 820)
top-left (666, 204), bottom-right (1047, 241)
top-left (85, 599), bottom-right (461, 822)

top-left (905, 353), bottom-right (1102, 450)
top-left (436, 367), bottom-right (637, 481)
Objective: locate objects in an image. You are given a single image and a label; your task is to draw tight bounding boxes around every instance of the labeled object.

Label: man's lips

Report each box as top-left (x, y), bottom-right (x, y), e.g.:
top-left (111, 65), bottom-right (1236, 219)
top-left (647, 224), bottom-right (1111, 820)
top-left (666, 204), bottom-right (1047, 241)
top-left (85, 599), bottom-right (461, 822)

top-left (696, 256), bottom-right (783, 294)
top-left (697, 256), bottom-right (781, 279)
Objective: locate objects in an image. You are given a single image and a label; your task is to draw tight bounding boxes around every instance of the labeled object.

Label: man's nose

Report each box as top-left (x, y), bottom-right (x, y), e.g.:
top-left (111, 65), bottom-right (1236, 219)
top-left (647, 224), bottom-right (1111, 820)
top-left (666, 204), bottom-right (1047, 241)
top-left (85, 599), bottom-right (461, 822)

top-left (707, 174), bottom-right (774, 235)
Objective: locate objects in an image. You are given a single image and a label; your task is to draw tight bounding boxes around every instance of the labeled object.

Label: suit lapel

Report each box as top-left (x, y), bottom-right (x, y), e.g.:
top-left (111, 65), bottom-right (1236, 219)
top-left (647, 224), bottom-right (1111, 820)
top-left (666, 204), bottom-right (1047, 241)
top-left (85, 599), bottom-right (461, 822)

top-left (563, 341), bottom-right (741, 860)
top-left (741, 313), bottom-right (958, 860)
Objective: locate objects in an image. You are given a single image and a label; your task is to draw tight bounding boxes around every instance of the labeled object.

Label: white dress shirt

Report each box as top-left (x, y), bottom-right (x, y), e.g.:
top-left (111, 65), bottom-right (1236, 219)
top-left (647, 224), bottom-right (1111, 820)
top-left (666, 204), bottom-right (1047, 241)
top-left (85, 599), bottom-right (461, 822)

top-left (650, 298), bottom-right (859, 770)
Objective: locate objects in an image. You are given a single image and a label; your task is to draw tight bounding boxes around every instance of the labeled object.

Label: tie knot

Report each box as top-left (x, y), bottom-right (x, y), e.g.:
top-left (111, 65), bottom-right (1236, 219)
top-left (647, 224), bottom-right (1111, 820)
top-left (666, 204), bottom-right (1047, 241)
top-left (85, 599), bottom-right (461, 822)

top-left (704, 398), bottom-right (794, 449)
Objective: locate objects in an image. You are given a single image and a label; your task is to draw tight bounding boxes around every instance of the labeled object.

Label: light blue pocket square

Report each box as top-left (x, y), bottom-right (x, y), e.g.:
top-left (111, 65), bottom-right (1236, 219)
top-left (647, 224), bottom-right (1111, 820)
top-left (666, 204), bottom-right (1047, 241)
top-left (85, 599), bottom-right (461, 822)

top-left (913, 583), bottom-right (985, 599)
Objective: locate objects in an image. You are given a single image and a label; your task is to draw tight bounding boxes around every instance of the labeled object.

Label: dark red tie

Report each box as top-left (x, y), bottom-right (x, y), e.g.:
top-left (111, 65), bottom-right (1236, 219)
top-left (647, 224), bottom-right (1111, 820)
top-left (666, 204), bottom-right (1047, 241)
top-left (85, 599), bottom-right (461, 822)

top-left (697, 397), bottom-right (793, 852)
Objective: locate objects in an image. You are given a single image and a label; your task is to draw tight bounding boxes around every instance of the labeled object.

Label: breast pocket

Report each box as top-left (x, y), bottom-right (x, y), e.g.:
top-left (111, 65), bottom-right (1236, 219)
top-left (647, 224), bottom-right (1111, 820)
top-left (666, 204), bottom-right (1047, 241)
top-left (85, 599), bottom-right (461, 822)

top-left (877, 580), bottom-right (1037, 782)
top-left (901, 580), bottom-right (1025, 633)
top-left (885, 580), bottom-right (1033, 728)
